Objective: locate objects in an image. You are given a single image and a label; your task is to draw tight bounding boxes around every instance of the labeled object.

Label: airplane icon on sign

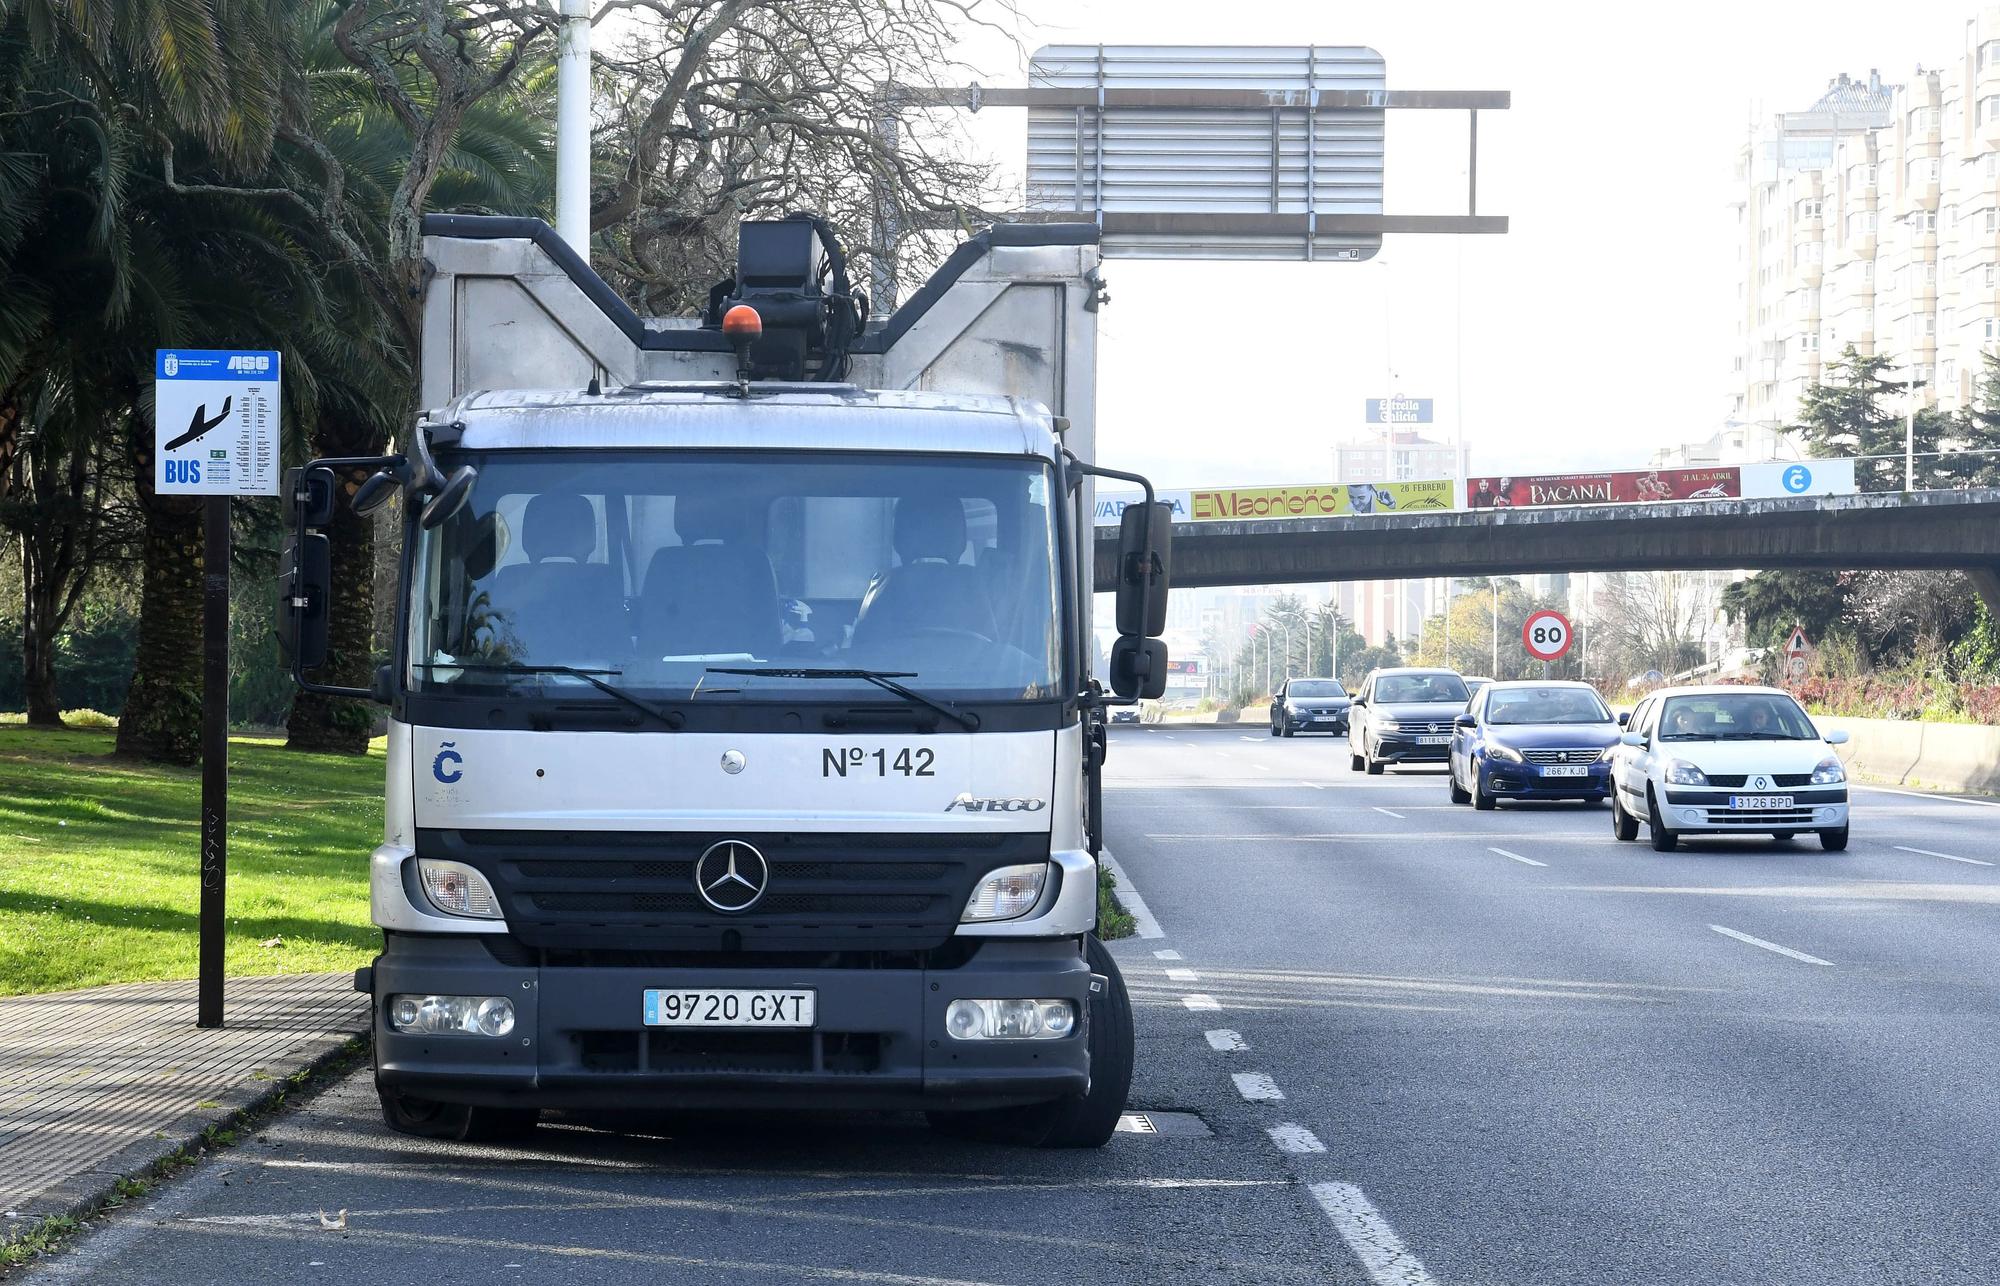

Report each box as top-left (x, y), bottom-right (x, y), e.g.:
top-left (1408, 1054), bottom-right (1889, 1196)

top-left (163, 396), bottom-right (232, 452)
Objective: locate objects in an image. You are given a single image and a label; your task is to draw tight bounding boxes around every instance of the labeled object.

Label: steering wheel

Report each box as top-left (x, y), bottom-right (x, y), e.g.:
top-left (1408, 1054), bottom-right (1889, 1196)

top-left (903, 626), bottom-right (994, 647)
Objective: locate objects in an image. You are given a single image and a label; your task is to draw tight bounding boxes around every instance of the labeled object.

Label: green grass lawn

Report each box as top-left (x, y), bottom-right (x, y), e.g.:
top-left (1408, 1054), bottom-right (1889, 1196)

top-left (0, 727), bottom-right (385, 996)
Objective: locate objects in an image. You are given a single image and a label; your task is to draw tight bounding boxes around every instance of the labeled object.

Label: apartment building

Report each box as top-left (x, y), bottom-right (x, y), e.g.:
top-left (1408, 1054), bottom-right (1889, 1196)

top-left (1734, 12), bottom-right (2000, 431)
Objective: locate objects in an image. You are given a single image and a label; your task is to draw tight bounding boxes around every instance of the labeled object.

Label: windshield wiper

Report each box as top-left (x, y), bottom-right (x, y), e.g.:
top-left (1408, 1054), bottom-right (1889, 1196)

top-left (704, 667), bottom-right (981, 731)
top-left (415, 663), bottom-right (684, 730)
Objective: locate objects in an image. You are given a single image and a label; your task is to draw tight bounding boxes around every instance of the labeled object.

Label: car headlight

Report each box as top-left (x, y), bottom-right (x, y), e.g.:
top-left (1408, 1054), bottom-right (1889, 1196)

top-left (415, 859), bottom-right (503, 919)
top-left (1484, 742), bottom-right (1523, 764)
top-left (1810, 755), bottom-right (1846, 785)
top-left (1664, 759), bottom-right (1709, 786)
top-left (1375, 719), bottom-right (1402, 732)
top-left (1285, 702), bottom-right (1301, 714)
top-left (961, 862), bottom-right (1050, 922)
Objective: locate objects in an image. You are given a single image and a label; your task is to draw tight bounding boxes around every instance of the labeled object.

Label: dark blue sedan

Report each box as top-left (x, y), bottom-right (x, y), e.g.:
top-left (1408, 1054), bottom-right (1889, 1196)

top-left (1447, 681), bottom-right (1625, 810)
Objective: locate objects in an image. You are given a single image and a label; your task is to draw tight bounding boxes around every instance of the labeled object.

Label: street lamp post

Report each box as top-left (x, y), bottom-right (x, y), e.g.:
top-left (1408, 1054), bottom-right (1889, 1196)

top-left (1490, 581), bottom-right (1500, 678)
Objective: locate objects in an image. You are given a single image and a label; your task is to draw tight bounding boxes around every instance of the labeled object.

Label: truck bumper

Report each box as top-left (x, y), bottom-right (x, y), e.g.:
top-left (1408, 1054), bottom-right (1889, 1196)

top-left (371, 934), bottom-right (1097, 1112)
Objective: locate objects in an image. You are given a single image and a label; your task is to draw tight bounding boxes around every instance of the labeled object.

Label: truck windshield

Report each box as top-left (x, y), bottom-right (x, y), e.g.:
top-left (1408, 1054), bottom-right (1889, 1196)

top-left (407, 450), bottom-right (1065, 703)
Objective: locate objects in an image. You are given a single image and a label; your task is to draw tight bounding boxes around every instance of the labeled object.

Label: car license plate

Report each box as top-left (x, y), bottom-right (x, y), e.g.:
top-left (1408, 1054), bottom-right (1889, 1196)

top-left (1415, 735), bottom-right (1451, 745)
top-left (1540, 765), bottom-right (1588, 778)
top-left (1729, 795), bottom-right (1793, 810)
top-left (642, 989), bottom-right (815, 1028)
top-left (1313, 716), bottom-right (1337, 723)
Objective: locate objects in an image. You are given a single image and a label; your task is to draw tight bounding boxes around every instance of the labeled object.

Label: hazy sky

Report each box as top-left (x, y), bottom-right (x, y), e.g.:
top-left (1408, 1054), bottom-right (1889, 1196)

top-left (935, 0), bottom-right (1977, 488)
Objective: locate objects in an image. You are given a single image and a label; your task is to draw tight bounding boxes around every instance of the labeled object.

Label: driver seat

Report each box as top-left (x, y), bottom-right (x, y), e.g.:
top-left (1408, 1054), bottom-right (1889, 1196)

top-left (850, 495), bottom-right (996, 654)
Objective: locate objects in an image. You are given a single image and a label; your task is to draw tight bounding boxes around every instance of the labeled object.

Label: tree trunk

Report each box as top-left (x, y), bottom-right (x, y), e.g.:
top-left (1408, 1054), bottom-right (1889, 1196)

top-left (116, 435), bottom-right (206, 764)
top-left (21, 607), bottom-right (61, 726)
top-left (285, 469), bottom-right (379, 753)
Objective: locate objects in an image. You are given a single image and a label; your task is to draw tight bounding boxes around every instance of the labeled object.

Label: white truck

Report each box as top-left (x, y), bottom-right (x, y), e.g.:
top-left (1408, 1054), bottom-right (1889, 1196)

top-left (279, 212), bottom-right (1171, 1146)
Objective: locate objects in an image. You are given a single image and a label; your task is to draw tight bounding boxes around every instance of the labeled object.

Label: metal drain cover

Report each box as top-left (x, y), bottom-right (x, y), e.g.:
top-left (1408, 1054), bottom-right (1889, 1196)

top-left (1115, 1111), bottom-right (1212, 1137)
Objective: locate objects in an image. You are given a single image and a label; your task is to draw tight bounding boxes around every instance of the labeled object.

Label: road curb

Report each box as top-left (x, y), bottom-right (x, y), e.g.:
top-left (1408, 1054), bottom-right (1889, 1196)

top-left (2, 1032), bottom-right (368, 1255)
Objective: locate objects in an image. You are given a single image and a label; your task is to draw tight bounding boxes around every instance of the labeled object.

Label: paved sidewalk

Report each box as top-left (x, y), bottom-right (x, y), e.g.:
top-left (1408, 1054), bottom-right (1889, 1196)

top-left (0, 973), bottom-right (368, 1238)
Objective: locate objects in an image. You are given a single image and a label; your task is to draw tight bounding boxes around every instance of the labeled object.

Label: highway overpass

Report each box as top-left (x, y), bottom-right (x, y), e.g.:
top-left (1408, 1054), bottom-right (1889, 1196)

top-left (1093, 488), bottom-right (2000, 613)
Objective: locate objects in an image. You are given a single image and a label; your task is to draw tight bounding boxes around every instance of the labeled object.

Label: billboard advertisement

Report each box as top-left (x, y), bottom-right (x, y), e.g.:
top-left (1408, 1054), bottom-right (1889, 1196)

top-left (1187, 479), bottom-right (1456, 522)
top-left (1365, 397), bottom-right (1434, 424)
top-left (1464, 467), bottom-right (1739, 509)
top-left (1093, 489), bottom-right (1193, 526)
top-left (1739, 459), bottom-right (1858, 498)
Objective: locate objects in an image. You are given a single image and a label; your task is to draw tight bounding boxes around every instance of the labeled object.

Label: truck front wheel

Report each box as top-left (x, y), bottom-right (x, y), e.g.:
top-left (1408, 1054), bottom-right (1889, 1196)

top-left (927, 934), bottom-right (1134, 1148)
top-left (377, 1080), bottom-right (538, 1143)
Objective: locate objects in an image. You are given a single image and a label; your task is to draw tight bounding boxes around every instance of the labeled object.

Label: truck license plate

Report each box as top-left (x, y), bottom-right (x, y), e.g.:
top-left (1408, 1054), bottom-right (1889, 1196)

top-left (643, 989), bottom-right (816, 1028)
top-left (1729, 795), bottom-right (1793, 810)
top-left (1540, 765), bottom-right (1588, 778)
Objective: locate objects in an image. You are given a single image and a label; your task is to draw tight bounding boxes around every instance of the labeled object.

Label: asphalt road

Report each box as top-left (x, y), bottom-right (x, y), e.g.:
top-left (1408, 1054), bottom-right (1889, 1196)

top-left (26, 722), bottom-right (2000, 1284)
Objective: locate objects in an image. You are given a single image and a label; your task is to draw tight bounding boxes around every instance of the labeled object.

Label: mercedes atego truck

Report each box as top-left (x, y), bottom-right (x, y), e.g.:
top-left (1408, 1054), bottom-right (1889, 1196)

top-left (279, 212), bottom-right (1171, 1147)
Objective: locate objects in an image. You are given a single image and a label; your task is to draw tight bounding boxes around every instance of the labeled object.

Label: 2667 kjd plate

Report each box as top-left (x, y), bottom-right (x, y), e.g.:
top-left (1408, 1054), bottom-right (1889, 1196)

top-left (643, 989), bottom-right (816, 1028)
top-left (1540, 765), bottom-right (1589, 778)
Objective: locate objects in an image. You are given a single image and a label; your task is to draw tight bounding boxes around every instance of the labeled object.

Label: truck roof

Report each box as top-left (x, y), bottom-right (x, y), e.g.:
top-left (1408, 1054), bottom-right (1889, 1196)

top-left (437, 385), bottom-right (1062, 458)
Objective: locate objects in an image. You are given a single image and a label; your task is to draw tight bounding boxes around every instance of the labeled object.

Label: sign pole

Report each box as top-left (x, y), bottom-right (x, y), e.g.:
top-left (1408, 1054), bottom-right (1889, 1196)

top-left (197, 495), bottom-right (229, 1028)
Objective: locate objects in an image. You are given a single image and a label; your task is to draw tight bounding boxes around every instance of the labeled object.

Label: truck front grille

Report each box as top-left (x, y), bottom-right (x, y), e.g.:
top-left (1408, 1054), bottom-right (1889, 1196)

top-left (419, 828), bottom-right (1045, 953)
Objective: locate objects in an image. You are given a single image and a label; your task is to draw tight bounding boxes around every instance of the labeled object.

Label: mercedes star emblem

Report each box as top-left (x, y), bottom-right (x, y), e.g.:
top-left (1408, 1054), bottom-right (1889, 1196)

top-left (720, 750), bottom-right (746, 775)
top-left (695, 840), bottom-right (768, 913)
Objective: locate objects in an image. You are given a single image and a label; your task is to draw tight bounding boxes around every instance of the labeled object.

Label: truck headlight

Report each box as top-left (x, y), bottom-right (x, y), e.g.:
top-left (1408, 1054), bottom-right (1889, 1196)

top-left (1664, 759), bottom-right (1709, 786)
top-left (1810, 755), bottom-right (1846, 785)
top-left (944, 998), bottom-right (1077, 1040)
top-left (960, 863), bottom-right (1050, 922)
top-left (416, 858), bottom-right (502, 919)
top-left (1484, 742), bottom-right (1523, 764)
top-left (388, 993), bottom-right (515, 1037)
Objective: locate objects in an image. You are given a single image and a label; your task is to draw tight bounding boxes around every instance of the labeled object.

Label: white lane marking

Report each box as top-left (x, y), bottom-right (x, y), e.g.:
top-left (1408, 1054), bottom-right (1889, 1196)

top-left (1232, 1072), bottom-right (1285, 1101)
top-left (1894, 844), bottom-right (1993, 867)
top-left (1308, 1182), bottom-right (1440, 1286)
top-left (1153, 949), bottom-right (1183, 960)
top-left (1182, 994), bottom-right (1221, 1012)
top-left (1098, 852), bottom-right (1164, 939)
top-left (1855, 784), bottom-right (2000, 809)
top-left (1489, 847), bottom-right (1547, 867)
top-left (1255, 765), bottom-right (1273, 772)
top-left (1240, 735), bottom-right (1261, 742)
top-left (1205, 1028), bottom-right (1248, 1052)
top-left (1267, 1123), bottom-right (1326, 1154)
top-left (1709, 923), bottom-right (1833, 966)
top-left (1216, 750), bottom-right (1235, 758)
top-left (1299, 781), bottom-right (1326, 790)
top-left (1372, 807), bottom-right (1406, 819)
top-left (1166, 968), bottom-right (1199, 982)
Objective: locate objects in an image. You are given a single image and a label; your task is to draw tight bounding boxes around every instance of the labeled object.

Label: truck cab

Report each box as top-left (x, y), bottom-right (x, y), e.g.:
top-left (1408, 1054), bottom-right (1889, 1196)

top-left (281, 215), bottom-right (1170, 1147)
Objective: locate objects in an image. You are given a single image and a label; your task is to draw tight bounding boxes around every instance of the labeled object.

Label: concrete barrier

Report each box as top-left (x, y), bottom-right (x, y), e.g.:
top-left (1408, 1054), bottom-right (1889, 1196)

top-left (1815, 715), bottom-right (2000, 796)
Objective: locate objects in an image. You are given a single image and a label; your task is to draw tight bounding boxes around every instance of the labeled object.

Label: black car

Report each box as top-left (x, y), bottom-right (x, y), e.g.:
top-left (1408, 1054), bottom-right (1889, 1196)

top-left (1271, 678), bottom-right (1352, 737)
top-left (1347, 667), bottom-right (1472, 773)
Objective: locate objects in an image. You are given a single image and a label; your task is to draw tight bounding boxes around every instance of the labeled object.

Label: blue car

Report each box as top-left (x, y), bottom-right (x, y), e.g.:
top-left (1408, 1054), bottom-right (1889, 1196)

top-left (1448, 681), bottom-right (1626, 810)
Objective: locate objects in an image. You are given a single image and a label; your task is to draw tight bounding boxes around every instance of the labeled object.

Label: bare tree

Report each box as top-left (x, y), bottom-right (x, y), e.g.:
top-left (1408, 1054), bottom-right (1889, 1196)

top-left (1591, 572), bottom-right (1710, 681)
top-left (587, 0), bottom-right (1016, 314)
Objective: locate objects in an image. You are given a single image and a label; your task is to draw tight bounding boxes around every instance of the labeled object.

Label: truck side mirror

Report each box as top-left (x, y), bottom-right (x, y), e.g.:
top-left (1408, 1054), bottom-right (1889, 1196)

top-left (1115, 501), bottom-right (1171, 638)
top-left (1108, 636), bottom-right (1168, 700)
top-left (288, 465), bottom-right (336, 528)
top-left (277, 530), bottom-right (332, 672)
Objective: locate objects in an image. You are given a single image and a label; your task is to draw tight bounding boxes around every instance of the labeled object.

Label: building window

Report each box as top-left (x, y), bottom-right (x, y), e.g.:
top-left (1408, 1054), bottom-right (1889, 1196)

top-left (1862, 260), bottom-right (1876, 281)
top-left (1987, 264), bottom-right (1998, 287)
top-left (1985, 318), bottom-right (1999, 341)
top-left (1944, 358), bottom-right (1958, 385)
top-left (1847, 210), bottom-right (1877, 236)
top-left (1981, 39), bottom-right (2000, 68)
top-left (1912, 106), bottom-right (1940, 132)
top-left (1848, 163), bottom-right (1876, 188)
top-left (1908, 157), bottom-right (1940, 184)
top-left (1987, 209), bottom-right (2000, 234)
top-left (1986, 153), bottom-right (2000, 178)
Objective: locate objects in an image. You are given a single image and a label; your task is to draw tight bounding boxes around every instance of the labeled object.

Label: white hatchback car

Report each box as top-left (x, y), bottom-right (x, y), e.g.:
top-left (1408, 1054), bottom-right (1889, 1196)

top-left (1607, 685), bottom-right (1852, 851)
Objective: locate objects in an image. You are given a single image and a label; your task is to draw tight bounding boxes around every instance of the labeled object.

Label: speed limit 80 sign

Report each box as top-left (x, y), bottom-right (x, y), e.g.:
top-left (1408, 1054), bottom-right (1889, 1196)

top-left (1522, 609), bottom-right (1573, 662)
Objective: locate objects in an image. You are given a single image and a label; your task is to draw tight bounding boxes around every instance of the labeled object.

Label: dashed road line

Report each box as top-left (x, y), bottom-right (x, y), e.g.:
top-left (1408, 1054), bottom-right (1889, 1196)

top-left (1371, 807), bottom-right (1406, 819)
top-left (1205, 1029), bottom-right (1248, 1052)
top-left (1166, 968), bottom-right (1199, 983)
top-left (1182, 994), bottom-right (1221, 1012)
top-left (1153, 949), bottom-right (1183, 960)
top-left (1231, 1072), bottom-right (1284, 1102)
top-left (1098, 852), bottom-right (1164, 939)
top-left (1298, 781), bottom-right (1326, 790)
top-left (1488, 847), bottom-right (1547, 867)
top-left (1308, 1182), bottom-right (1440, 1286)
top-left (1267, 1123), bottom-right (1326, 1154)
top-left (1894, 844), bottom-right (1993, 867)
top-left (1709, 923), bottom-right (1833, 966)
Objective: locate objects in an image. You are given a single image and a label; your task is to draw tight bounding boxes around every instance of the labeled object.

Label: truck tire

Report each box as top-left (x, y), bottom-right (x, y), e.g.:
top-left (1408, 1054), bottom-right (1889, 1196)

top-left (377, 1081), bottom-right (538, 1143)
top-left (926, 934), bottom-right (1133, 1149)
